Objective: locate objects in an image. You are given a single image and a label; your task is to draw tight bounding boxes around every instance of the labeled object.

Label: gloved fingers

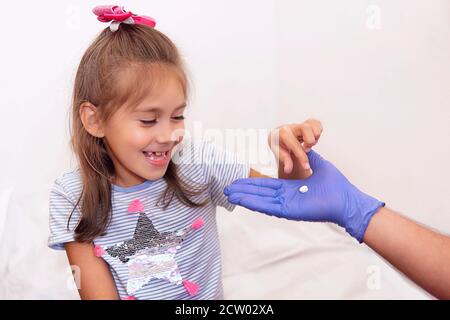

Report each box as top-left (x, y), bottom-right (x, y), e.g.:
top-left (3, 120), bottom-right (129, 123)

top-left (226, 178), bottom-right (283, 190)
top-left (228, 192), bottom-right (280, 205)
top-left (224, 184), bottom-right (279, 197)
top-left (227, 193), bottom-right (283, 216)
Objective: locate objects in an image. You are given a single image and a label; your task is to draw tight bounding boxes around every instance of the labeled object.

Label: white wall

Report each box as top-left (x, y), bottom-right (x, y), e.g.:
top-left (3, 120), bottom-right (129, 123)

top-left (0, 0), bottom-right (448, 299)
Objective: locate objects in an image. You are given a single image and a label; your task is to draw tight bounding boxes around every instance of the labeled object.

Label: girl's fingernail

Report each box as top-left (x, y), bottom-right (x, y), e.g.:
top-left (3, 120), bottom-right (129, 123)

top-left (304, 162), bottom-right (310, 170)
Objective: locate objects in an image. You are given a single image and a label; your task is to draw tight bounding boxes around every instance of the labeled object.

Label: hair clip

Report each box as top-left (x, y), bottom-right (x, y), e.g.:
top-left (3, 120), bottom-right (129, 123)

top-left (92, 5), bottom-right (156, 32)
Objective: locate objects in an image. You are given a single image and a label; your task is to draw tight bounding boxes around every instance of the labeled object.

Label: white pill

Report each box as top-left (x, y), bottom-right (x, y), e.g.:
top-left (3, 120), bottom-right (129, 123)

top-left (299, 185), bottom-right (308, 193)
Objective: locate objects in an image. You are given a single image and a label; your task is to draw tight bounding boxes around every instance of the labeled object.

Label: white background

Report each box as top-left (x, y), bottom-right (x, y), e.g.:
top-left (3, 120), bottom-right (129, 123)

top-left (0, 0), bottom-right (448, 299)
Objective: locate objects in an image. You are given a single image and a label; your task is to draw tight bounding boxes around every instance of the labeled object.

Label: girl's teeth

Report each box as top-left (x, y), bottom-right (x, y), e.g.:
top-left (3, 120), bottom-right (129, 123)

top-left (144, 151), bottom-right (167, 159)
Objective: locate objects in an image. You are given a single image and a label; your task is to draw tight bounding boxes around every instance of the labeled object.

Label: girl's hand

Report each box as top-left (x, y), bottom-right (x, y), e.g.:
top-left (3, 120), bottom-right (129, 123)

top-left (268, 119), bottom-right (323, 177)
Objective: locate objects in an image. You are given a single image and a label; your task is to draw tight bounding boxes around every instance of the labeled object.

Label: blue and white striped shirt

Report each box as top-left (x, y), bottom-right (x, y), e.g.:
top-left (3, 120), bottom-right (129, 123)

top-left (48, 140), bottom-right (250, 299)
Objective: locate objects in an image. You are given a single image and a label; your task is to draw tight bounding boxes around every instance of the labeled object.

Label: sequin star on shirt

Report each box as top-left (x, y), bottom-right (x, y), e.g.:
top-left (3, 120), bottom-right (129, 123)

top-left (94, 199), bottom-right (204, 298)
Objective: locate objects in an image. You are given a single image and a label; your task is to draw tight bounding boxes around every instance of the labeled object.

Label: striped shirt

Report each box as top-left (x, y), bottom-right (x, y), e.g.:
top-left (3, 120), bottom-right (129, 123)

top-left (48, 140), bottom-right (250, 299)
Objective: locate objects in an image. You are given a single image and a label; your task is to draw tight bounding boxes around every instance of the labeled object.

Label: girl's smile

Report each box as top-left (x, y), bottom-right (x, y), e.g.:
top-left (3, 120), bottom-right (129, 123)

top-left (143, 149), bottom-right (171, 167)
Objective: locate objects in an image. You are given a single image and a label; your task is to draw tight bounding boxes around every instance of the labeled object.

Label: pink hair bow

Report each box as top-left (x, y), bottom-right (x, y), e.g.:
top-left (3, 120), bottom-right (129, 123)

top-left (92, 5), bottom-right (156, 32)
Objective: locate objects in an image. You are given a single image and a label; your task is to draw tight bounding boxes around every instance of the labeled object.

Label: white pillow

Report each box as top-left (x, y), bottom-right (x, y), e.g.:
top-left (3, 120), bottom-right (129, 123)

top-left (218, 207), bottom-right (432, 299)
top-left (0, 184), bottom-right (79, 299)
top-left (0, 186), bottom-right (14, 248)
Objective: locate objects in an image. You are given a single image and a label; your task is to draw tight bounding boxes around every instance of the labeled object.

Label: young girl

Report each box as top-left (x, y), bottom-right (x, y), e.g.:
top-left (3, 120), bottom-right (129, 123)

top-left (48, 5), bottom-right (323, 300)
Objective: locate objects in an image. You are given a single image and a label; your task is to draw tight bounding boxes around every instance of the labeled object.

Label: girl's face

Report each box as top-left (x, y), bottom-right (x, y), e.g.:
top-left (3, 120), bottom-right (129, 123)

top-left (102, 71), bottom-right (186, 187)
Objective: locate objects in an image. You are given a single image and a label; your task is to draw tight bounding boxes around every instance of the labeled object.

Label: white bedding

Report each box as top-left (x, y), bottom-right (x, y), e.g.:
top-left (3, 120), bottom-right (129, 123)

top-left (0, 185), bottom-right (431, 299)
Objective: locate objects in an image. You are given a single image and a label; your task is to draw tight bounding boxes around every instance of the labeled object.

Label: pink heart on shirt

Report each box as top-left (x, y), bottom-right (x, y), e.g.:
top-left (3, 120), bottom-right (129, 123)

top-left (128, 199), bottom-right (144, 213)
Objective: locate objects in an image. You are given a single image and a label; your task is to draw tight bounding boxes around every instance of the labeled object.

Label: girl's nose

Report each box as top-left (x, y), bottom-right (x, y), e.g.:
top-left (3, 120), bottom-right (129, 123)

top-left (155, 120), bottom-right (182, 144)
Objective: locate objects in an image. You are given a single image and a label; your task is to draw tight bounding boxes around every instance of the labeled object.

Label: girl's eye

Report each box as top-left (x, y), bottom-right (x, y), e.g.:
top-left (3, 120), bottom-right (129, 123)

top-left (140, 116), bottom-right (184, 125)
top-left (140, 119), bottom-right (157, 125)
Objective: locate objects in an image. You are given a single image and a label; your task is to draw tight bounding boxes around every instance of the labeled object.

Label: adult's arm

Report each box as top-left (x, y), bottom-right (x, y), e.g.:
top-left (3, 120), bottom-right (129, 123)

top-left (225, 150), bottom-right (450, 299)
top-left (364, 207), bottom-right (450, 299)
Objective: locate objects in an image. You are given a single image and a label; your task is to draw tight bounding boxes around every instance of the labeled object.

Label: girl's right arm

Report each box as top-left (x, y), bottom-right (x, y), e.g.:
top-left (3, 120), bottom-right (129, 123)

top-left (64, 241), bottom-right (120, 300)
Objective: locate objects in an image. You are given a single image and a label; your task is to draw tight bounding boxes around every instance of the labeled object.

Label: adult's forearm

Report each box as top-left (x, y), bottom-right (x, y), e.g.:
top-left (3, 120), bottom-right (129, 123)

top-left (363, 207), bottom-right (450, 299)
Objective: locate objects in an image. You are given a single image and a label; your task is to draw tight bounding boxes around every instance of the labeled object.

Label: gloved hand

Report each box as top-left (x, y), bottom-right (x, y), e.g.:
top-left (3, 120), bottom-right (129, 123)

top-left (224, 150), bottom-right (385, 243)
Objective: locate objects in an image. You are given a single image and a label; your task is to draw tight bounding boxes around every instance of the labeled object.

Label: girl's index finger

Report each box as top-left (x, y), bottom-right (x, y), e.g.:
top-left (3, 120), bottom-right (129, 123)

top-left (280, 128), bottom-right (310, 170)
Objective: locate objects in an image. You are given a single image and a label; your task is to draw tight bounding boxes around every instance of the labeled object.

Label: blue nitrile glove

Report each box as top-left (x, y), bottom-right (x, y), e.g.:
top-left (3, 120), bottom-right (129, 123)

top-left (223, 150), bottom-right (385, 243)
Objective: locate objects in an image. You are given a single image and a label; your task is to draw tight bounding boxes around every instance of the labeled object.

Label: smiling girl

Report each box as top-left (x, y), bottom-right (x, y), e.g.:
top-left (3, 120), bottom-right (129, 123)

top-left (48, 5), bottom-right (322, 300)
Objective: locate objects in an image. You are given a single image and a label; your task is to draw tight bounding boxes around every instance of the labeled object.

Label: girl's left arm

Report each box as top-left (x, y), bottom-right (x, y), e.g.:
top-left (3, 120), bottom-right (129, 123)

top-left (249, 168), bottom-right (271, 178)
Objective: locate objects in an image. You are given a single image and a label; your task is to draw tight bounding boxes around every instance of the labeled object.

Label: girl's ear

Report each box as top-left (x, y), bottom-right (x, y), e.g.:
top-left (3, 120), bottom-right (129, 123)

top-left (79, 102), bottom-right (105, 138)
